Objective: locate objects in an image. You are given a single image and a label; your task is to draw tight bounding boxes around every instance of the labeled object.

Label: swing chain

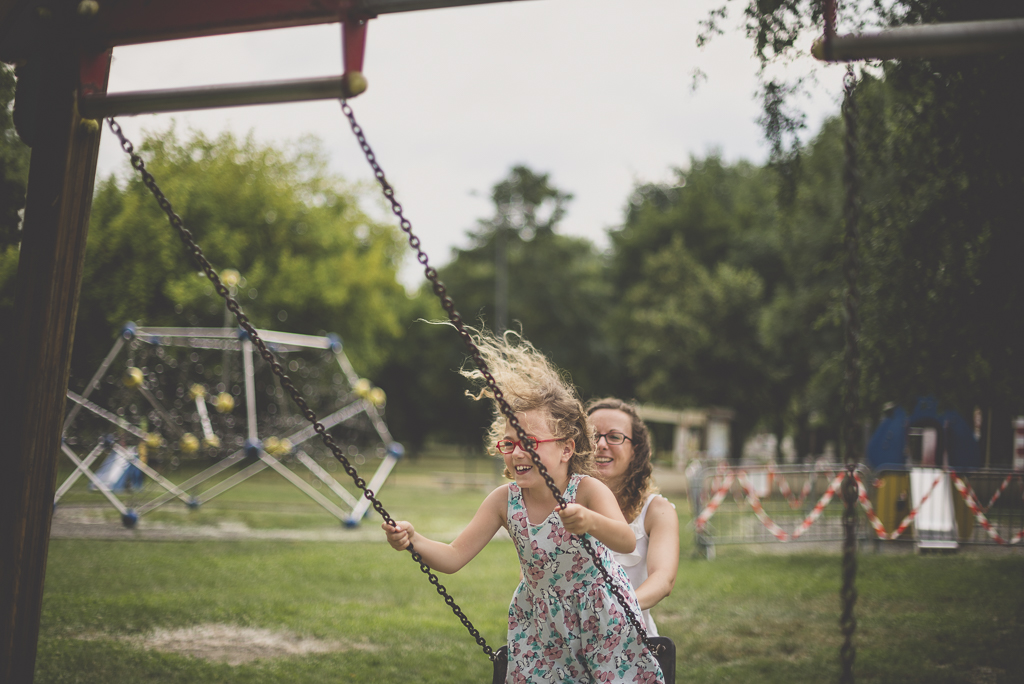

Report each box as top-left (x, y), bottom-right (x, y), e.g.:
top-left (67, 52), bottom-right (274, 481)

top-left (840, 464), bottom-right (858, 683)
top-left (839, 65), bottom-right (860, 684)
top-left (339, 101), bottom-right (659, 657)
top-left (105, 116), bottom-right (495, 660)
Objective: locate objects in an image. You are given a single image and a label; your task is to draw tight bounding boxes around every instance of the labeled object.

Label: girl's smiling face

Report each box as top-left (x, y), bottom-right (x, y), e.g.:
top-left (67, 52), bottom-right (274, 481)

top-left (502, 409), bottom-right (572, 487)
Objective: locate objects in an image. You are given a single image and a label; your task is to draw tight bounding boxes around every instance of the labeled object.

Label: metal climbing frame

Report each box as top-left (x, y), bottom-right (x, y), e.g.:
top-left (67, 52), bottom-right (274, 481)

top-left (58, 325), bottom-right (403, 527)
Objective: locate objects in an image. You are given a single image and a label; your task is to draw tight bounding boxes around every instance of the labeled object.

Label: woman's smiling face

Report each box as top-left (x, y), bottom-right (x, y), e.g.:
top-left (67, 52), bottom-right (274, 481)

top-left (590, 408), bottom-right (634, 485)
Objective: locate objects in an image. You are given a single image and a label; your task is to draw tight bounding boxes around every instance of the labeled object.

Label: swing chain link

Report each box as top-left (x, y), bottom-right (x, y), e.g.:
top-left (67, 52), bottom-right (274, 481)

top-left (839, 65), bottom-right (860, 684)
top-left (106, 116), bottom-right (496, 660)
top-left (338, 101), bottom-right (659, 656)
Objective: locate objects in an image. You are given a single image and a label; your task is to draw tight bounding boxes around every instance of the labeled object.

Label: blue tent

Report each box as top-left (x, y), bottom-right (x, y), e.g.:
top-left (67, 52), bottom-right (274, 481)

top-left (867, 406), bottom-right (908, 470)
top-left (866, 397), bottom-right (981, 470)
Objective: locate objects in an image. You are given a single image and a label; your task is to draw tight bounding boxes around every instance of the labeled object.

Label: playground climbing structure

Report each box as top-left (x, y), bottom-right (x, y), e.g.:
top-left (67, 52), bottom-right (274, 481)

top-left (58, 324), bottom-right (402, 527)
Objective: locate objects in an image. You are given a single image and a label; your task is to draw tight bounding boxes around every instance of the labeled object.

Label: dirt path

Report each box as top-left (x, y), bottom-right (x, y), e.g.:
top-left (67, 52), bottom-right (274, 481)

top-left (75, 624), bottom-right (380, 665)
top-left (49, 505), bottom-right (386, 542)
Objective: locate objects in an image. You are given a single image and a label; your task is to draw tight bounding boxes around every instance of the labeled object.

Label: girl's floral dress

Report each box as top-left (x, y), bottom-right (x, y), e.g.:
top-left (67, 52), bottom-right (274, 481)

top-left (505, 473), bottom-right (665, 684)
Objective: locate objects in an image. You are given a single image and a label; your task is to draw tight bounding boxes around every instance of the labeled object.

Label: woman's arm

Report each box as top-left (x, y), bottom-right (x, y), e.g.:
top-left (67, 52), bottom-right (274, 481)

top-left (634, 496), bottom-right (679, 611)
top-left (382, 485), bottom-right (508, 574)
top-left (559, 477), bottom-right (636, 554)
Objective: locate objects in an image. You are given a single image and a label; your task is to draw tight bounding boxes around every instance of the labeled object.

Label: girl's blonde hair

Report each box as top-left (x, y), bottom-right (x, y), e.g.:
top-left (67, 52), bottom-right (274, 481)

top-left (460, 328), bottom-right (594, 480)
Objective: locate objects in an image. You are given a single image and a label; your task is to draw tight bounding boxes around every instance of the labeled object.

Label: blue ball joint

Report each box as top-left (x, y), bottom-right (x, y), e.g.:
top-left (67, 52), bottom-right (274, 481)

top-left (244, 439), bottom-right (262, 459)
top-left (121, 509), bottom-right (139, 528)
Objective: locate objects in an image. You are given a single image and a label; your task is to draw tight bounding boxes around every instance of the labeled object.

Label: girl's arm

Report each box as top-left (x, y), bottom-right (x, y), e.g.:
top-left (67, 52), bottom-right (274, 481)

top-left (634, 496), bottom-right (680, 611)
top-left (382, 484), bottom-right (508, 574)
top-left (558, 477), bottom-right (636, 554)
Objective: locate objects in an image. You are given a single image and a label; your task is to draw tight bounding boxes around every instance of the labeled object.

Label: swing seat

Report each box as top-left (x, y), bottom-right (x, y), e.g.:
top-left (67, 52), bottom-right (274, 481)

top-left (491, 637), bottom-right (676, 684)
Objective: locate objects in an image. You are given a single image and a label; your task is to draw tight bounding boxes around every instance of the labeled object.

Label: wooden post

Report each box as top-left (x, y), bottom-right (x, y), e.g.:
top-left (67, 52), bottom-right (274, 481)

top-left (0, 24), bottom-right (106, 684)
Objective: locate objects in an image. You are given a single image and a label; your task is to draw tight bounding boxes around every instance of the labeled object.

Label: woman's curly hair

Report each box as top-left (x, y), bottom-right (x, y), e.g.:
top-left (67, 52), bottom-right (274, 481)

top-left (585, 397), bottom-right (656, 521)
top-left (459, 328), bottom-right (594, 480)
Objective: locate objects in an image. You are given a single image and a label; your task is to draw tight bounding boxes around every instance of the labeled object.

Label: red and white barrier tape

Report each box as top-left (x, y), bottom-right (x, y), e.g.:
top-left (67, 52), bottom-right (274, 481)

top-left (983, 474), bottom-right (1013, 512)
top-left (950, 472), bottom-right (1024, 545)
top-left (734, 471), bottom-right (790, 541)
top-left (698, 466), bottom-right (1024, 545)
top-left (853, 471), bottom-right (944, 541)
top-left (889, 471), bottom-right (944, 541)
top-left (853, 473), bottom-right (889, 539)
top-left (775, 473), bottom-right (814, 510)
top-left (694, 471), bottom-right (735, 531)
top-left (733, 470), bottom-right (847, 542)
top-left (790, 471), bottom-right (847, 539)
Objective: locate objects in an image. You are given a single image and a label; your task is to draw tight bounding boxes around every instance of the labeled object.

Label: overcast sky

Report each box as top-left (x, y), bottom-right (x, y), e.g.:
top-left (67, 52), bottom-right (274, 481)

top-left (95, 0), bottom-right (845, 288)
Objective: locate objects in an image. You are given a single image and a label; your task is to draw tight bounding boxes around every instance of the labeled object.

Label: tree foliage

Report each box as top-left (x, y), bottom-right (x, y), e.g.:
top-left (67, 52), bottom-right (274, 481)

top-left (611, 158), bottom-right (797, 458)
top-left (852, 57), bottom-right (1024, 460)
top-left (0, 63), bottom-right (30, 356)
top-left (709, 0), bottom-right (1024, 463)
top-left (8, 2), bottom-right (1021, 463)
top-left (377, 166), bottom-right (618, 449)
top-left (73, 126), bottom-right (409, 384)
top-left (442, 166), bottom-right (617, 397)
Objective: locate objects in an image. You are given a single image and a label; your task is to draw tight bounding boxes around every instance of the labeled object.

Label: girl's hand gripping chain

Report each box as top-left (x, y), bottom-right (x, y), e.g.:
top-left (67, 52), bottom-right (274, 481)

top-left (383, 521), bottom-right (415, 551)
top-left (557, 503), bottom-right (594, 536)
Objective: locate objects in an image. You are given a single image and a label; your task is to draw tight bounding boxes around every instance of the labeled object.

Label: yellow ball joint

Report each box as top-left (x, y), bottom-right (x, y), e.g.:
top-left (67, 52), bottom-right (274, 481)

top-left (369, 387), bottom-right (386, 408)
top-left (215, 392), bottom-right (235, 414)
top-left (221, 269), bottom-right (241, 288)
top-left (123, 367), bottom-right (144, 389)
top-left (77, 1), bottom-right (100, 16)
top-left (180, 433), bottom-right (200, 454)
top-left (354, 378), bottom-right (372, 398)
top-left (264, 436), bottom-right (293, 458)
top-left (342, 71), bottom-right (368, 98)
top-left (188, 384), bottom-right (206, 401)
top-left (203, 435), bottom-right (221, 449)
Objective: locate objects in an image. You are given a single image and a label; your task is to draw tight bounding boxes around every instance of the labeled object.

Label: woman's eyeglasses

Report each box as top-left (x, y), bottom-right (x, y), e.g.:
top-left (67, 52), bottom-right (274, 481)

top-left (595, 431), bottom-right (632, 446)
top-left (495, 436), bottom-right (562, 454)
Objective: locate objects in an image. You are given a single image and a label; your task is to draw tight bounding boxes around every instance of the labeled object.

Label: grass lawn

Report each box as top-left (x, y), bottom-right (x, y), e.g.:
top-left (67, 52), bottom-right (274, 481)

top-left (37, 454), bottom-right (1024, 683)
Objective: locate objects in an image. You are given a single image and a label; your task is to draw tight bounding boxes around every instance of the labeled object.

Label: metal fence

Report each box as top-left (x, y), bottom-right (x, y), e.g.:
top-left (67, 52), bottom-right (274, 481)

top-left (691, 462), bottom-right (1024, 555)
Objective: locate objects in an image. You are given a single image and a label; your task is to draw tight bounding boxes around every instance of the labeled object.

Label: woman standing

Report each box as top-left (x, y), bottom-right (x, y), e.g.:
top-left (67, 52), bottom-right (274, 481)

top-left (587, 398), bottom-right (680, 636)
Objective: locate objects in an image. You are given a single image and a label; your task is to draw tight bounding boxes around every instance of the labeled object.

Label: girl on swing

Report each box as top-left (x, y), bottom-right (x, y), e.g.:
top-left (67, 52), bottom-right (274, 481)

top-left (383, 330), bottom-right (665, 684)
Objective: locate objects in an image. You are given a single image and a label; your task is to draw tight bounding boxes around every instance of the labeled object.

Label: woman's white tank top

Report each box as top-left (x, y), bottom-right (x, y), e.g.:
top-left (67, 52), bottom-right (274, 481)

top-left (610, 493), bottom-right (662, 636)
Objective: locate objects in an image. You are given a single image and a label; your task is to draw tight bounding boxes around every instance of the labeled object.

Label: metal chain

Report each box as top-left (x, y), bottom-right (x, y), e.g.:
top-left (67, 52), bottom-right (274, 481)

top-left (105, 117), bottom-right (496, 661)
top-left (839, 66), bottom-right (860, 684)
top-left (337, 101), bottom-right (658, 655)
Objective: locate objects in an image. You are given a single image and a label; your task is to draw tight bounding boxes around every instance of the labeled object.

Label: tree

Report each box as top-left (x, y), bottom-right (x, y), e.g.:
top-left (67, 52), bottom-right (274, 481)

top-left (72, 126), bottom-right (409, 387)
top-left (379, 166), bottom-right (618, 449)
top-left (610, 158), bottom-right (784, 459)
top-left (441, 165), bottom-right (617, 398)
top-left (701, 0), bottom-right (1024, 463)
top-left (851, 59), bottom-right (1024, 464)
top-left (0, 63), bottom-right (31, 357)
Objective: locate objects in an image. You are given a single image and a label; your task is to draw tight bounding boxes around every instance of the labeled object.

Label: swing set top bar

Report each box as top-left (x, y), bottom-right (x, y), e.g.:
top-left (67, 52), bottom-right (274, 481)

top-left (813, 17), bottom-right (1024, 62)
top-left (0, 0), bottom-right (537, 63)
